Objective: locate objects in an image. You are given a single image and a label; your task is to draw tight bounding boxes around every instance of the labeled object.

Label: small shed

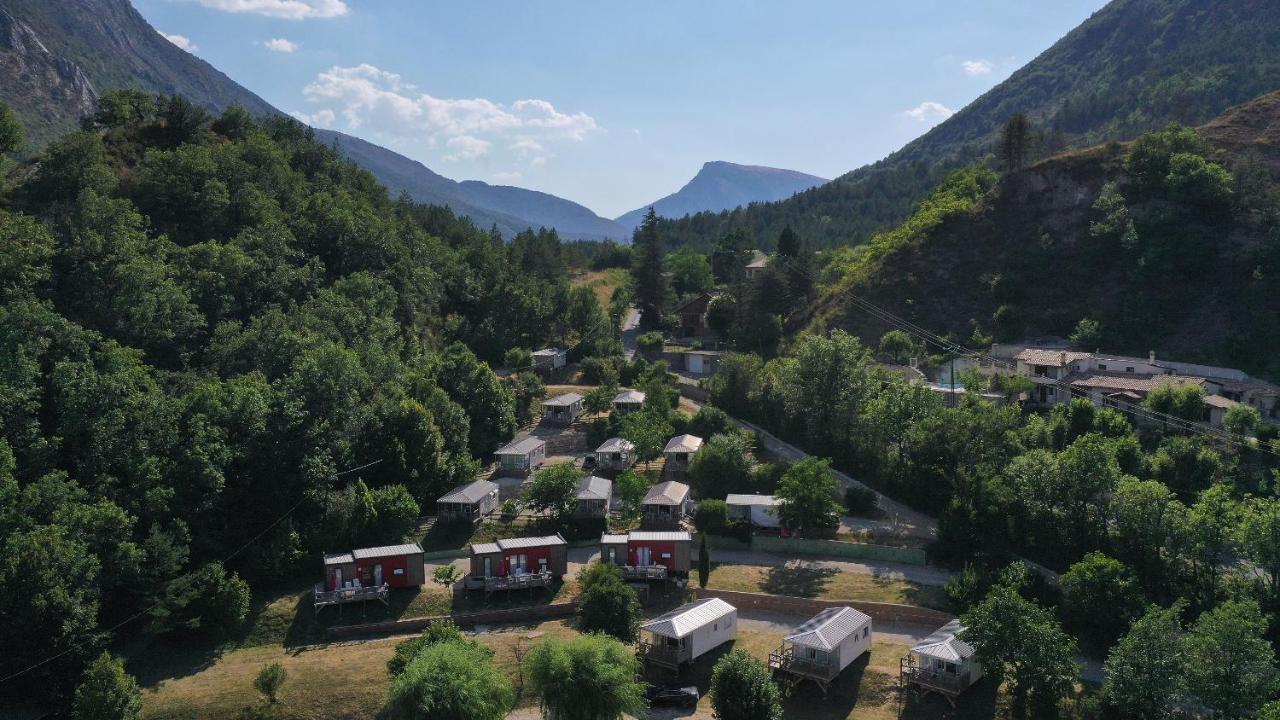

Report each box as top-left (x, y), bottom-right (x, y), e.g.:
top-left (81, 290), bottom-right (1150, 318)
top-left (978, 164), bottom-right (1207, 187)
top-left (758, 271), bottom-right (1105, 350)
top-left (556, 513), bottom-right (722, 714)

top-left (323, 542), bottom-right (425, 590)
top-left (684, 350), bottom-right (723, 376)
top-left (641, 480), bottom-right (691, 529)
top-left (770, 607), bottom-right (872, 691)
top-left (469, 533), bottom-right (569, 580)
top-left (575, 475), bottom-right (612, 517)
top-left (613, 389), bottom-right (646, 415)
top-left (663, 434), bottom-right (704, 474)
top-left (542, 392), bottom-right (585, 425)
top-left (901, 619), bottom-right (984, 705)
top-left (725, 494), bottom-right (781, 529)
top-left (495, 436), bottom-right (546, 477)
top-left (532, 347), bottom-right (567, 371)
top-left (744, 251), bottom-right (771, 280)
top-left (595, 437), bottom-right (636, 471)
top-left (437, 479), bottom-right (500, 522)
top-left (639, 598), bottom-right (738, 670)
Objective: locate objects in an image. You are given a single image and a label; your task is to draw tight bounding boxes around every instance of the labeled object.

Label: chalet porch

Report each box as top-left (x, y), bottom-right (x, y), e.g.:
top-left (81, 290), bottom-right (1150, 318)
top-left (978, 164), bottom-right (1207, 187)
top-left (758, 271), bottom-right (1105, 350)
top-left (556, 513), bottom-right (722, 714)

top-left (312, 583), bottom-right (390, 617)
top-left (620, 564), bottom-right (667, 581)
top-left (480, 569), bottom-right (553, 599)
top-left (637, 637), bottom-right (691, 671)
top-left (900, 656), bottom-right (972, 706)
top-left (769, 644), bottom-right (839, 693)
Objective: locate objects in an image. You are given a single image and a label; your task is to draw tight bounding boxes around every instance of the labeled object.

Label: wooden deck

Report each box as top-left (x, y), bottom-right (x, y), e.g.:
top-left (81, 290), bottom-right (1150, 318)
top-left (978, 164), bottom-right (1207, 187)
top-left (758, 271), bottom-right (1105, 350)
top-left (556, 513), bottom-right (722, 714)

top-left (900, 657), bottom-right (973, 706)
top-left (312, 583), bottom-right (390, 616)
top-left (482, 570), bottom-right (552, 597)
top-left (769, 645), bottom-right (839, 693)
top-left (637, 639), bottom-right (691, 670)
top-left (620, 564), bottom-right (667, 581)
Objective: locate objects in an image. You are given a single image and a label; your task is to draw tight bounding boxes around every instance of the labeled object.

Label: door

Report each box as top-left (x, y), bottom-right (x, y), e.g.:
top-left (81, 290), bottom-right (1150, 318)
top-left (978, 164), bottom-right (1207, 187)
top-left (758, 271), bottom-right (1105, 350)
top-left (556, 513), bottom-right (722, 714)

top-left (483, 556), bottom-right (492, 577)
top-left (637, 546), bottom-right (652, 566)
top-left (607, 547), bottom-right (616, 564)
top-left (689, 355), bottom-right (704, 374)
top-left (333, 568), bottom-right (342, 589)
top-left (373, 564), bottom-right (383, 586)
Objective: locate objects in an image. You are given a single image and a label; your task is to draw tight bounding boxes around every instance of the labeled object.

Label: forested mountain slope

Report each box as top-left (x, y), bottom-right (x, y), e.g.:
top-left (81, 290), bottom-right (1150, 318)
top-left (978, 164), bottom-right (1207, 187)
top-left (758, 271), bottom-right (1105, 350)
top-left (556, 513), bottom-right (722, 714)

top-left (0, 0), bottom-right (626, 240)
top-left (0, 96), bottom-right (620, 709)
top-left (656, 0), bottom-right (1280, 251)
top-left (614, 161), bottom-right (827, 232)
top-left (805, 91), bottom-right (1280, 378)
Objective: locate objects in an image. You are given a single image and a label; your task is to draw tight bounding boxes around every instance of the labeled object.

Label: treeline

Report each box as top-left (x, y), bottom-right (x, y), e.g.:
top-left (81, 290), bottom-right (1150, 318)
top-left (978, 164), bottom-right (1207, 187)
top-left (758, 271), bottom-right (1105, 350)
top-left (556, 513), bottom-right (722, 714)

top-left (0, 91), bottom-right (617, 708)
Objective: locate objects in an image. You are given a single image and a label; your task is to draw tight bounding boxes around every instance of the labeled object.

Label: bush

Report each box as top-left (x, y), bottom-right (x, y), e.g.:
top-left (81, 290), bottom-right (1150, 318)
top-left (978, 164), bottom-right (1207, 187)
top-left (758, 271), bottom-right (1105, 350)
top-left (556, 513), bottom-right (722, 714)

top-left (72, 652), bottom-right (142, 720)
top-left (370, 484), bottom-right (420, 543)
top-left (386, 640), bottom-right (512, 720)
top-left (523, 635), bottom-right (646, 720)
top-left (502, 347), bottom-right (532, 371)
top-left (580, 356), bottom-right (622, 386)
top-left (253, 663), bottom-right (287, 704)
top-left (709, 650), bottom-right (782, 720)
top-left (388, 621), bottom-right (465, 677)
top-left (843, 485), bottom-right (877, 516)
top-left (694, 499), bottom-right (730, 535)
top-left (636, 332), bottom-right (664, 359)
top-left (689, 405), bottom-right (733, 439)
top-left (153, 562), bottom-right (250, 635)
top-left (576, 563), bottom-right (641, 642)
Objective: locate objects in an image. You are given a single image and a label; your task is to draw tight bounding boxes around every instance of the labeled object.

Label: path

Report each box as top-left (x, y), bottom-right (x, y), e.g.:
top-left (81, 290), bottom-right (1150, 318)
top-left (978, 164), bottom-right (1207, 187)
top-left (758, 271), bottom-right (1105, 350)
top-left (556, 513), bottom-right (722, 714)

top-left (622, 308), bottom-right (640, 360)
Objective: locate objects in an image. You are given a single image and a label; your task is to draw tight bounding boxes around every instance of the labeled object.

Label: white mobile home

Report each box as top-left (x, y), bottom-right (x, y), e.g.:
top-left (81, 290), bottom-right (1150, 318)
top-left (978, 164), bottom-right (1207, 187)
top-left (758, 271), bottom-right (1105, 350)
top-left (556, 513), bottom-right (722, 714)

top-left (574, 475), bottom-right (612, 518)
top-left (437, 480), bottom-right (500, 522)
top-left (594, 437), bottom-right (636, 472)
top-left (725, 494), bottom-right (781, 529)
top-left (638, 597), bottom-right (737, 670)
top-left (494, 436), bottom-right (546, 477)
top-left (613, 389), bottom-right (645, 415)
top-left (769, 607), bottom-right (872, 692)
top-left (542, 393), bottom-right (585, 425)
top-left (901, 619), bottom-right (984, 704)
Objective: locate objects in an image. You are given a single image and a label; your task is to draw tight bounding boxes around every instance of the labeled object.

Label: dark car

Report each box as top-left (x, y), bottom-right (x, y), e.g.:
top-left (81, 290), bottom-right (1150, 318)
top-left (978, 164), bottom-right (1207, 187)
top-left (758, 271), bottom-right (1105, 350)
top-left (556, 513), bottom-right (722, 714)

top-left (580, 454), bottom-right (596, 470)
top-left (645, 685), bottom-right (698, 708)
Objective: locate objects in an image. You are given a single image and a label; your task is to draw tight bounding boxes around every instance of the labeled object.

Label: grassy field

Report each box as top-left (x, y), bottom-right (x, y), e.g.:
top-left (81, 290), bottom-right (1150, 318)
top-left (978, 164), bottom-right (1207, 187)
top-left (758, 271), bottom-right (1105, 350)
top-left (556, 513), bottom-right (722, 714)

top-left (570, 268), bottom-right (629, 305)
top-left (705, 562), bottom-right (951, 611)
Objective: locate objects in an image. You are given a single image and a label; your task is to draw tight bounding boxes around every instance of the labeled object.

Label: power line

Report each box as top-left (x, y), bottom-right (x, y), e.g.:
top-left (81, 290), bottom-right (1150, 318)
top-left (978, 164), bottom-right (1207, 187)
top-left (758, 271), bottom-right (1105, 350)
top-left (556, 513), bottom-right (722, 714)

top-left (0, 457), bottom-right (383, 686)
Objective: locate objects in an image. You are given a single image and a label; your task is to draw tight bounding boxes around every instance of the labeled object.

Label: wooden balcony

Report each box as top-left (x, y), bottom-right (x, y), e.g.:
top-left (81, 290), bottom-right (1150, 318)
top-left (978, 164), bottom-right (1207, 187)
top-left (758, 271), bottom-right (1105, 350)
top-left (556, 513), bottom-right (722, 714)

top-left (313, 583), bottom-right (390, 616)
top-left (620, 564), bottom-right (667, 581)
top-left (901, 657), bottom-right (972, 702)
top-left (637, 639), bottom-right (691, 670)
top-left (640, 509), bottom-right (683, 529)
top-left (769, 645), bottom-right (839, 683)
top-left (483, 570), bottom-right (552, 594)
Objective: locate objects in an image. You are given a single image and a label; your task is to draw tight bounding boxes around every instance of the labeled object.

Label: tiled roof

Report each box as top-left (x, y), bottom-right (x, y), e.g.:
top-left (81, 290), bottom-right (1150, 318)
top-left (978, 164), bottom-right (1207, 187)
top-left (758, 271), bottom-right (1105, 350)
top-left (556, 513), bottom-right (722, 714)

top-left (911, 619), bottom-right (974, 662)
top-left (664, 434), bottom-right (704, 453)
top-left (641, 598), bottom-right (736, 639)
top-left (628, 531), bottom-right (691, 542)
top-left (1014, 349), bottom-right (1091, 366)
top-left (351, 543), bottom-right (423, 560)
top-left (577, 475), bottom-right (612, 501)
top-left (1066, 372), bottom-right (1206, 394)
top-left (785, 607), bottom-right (872, 650)
top-left (643, 481), bottom-right (690, 505)
top-left (323, 552), bottom-right (354, 565)
top-left (614, 389), bottom-right (646, 404)
top-left (1205, 394), bottom-right (1239, 409)
top-left (596, 437), bottom-right (635, 453)
top-left (746, 251), bottom-right (770, 269)
top-left (532, 348), bottom-right (562, 357)
top-left (496, 437), bottom-right (545, 455)
top-left (725, 494), bottom-right (778, 507)
top-left (438, 479), bottom-right (500, 504)
top-left (543, 392), bottom-right (584, 406)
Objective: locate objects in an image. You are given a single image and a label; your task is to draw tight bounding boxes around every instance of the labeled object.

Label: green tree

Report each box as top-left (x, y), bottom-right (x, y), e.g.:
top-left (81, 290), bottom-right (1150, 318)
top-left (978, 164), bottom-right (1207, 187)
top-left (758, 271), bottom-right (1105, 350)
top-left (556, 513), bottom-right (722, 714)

top-left (1102, 604), bottom-right (1186, 720)
top-left (667, 247), bottom-right (714, 298)
top-left (694, 499), bottom-right (730, 535)
top-left (1223, 403), bottom-right (1261, 438)
top-left (774, 458), bottom-right (841, 535)
top-left (575, 562), bottom-right (641, 642)
top-left (438, 342), bottom-right (517, 456)
top-left (1182, 600), bottom-right (1279, 719)
top-left (388, 621), bottom-right (466, 677)
top-left (253, 663), bottom-right (287, 704)
top-left (689, 406), bottom-right (734, 439)
top-left (687, 433), bottom-right (753, 499)
top-left (632, 208), bottom-right (669, 330)
top-left (526, 463), bottom-right (581, 526)
top-left (433, 564), bottom-right (462, 588)
top-left (0, 101), bottom-right (23, 155)
top-left (524, 634), bottom-right (647, 720)
top-left (1237, 496), bottom-right (1280, 607)
top-left (152, 562), bottom-right (250, 635)
top-left (877, 329), bottom-right (918, 364)
top-left (1068, 318), bottom-right (1102, 350)
top-left (1060, 552), bottom-right (1144, 653)
top-left (999, 112), bottom-right (1034, 171)
top-left (614, 469), bottom-right (649, 515)
top-left (369, 484), bottom-right (420, 545)
top-left (503, 347), bottom-right (533, 371)
top-left (386, 640), bottom-right (513, 720)
top-left (619, 409), bottom-right (673, 466)
top-left (705, 293), bottom-right (737, 337)
top-left (72, 652), bottom-right (142, 720)
top-left (583, 385), bottom-right (615, 418)
top-left (708, 649), bottom-right (782, 720)
top-left (697, 533), bottom-right (710, 588)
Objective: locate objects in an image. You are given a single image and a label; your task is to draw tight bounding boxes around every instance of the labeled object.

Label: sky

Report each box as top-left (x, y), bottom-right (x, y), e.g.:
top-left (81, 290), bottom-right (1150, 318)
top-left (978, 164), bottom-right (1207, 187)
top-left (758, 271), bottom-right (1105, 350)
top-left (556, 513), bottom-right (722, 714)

top-left (133, 0), bottom-right (1107, 219)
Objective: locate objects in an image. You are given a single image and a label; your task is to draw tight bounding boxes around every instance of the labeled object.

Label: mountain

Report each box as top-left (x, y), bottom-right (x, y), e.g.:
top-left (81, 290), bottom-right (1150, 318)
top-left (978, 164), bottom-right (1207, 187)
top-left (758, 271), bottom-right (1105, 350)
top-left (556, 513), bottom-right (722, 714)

top-left (0, 0), bottom-right (626, 240)
top-left (656, 0), bottom-right (1280, 251)
top-left (805, 90), bottom-right (1280, 378)
top-left (614, 161), bottom-right (827, 231)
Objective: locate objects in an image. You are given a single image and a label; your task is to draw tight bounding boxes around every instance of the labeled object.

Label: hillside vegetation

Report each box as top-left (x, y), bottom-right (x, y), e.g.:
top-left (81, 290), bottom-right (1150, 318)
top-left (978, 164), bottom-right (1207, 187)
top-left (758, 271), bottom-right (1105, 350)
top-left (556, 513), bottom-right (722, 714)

top-left (655, 0), bottom-right (1280, 251)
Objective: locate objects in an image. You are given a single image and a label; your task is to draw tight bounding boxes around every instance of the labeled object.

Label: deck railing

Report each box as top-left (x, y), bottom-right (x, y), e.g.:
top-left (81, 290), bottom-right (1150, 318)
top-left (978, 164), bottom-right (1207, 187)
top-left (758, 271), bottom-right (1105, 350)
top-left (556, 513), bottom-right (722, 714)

top-left (483, 570), bottom-right (552, 593)
top-left (901, 661), bottom-right (971, 695)
top-left (620, 564), bottom-right (667, 581)
top-left (637, 639), bottom-right (691, 668)
top-left (768, 645), bottom-right (838, 680)
top-left (313, 583), bottom-right (390, 607)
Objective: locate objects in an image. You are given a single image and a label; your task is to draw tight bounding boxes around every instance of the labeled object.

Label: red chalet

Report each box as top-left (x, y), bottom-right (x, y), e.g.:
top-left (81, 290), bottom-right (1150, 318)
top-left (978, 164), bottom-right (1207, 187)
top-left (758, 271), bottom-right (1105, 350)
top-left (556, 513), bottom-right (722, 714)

top-left (467, 534), bottom-right (569, 595)
top-left (599, 530), bottom-right (692, 581)
top-left (315, 542), bottom-right (425, 616)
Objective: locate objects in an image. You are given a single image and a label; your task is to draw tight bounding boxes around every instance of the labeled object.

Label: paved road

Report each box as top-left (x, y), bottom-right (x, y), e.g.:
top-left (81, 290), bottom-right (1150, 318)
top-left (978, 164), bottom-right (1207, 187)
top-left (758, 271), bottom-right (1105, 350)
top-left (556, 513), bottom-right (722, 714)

top-left (622, 308), bottom-right (640, 360)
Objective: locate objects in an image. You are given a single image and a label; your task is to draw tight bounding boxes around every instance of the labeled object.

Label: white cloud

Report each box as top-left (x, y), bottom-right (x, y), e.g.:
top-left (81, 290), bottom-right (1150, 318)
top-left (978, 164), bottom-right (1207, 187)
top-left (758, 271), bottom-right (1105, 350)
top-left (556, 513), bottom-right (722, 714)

top-left (299, 63), bottom-right (597, 168)
top-left (263, 37), bottom-right (300, 53)
top-left (289, 109), bottom-right (335, 127)
top-left (491, 171), bottom-right (523, 184)
top-left (444, 136), bottom-right (491, 162)
top-left (962, 59), bottom-right (994, 76)
top-left (903, 101), bottom-right (954, 123)
top-left (162, 33), bottom-right (198, 53)
top-left (182, 0), bottom-right (347, 19)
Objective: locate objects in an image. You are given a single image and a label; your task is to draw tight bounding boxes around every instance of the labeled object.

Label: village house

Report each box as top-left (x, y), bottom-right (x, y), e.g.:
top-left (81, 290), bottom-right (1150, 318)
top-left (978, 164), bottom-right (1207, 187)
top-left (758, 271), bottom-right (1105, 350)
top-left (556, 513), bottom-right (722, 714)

top-left (612, 389), bottom-right (645, 415)
top-left (532, 347), bottom-right (567, 371)
top-left (594, 437), bottom-right (636, 472)
top-left (725, 493), bottom-right (781, 529)
top-left (744, 250), bottom-right (771, 280)
top-left (638, 598), bottom-right (738, 671)
top-left (542, 392), bottom-right (585, 425)
top-left (769, 606), bottom-right (873, 692)
top-left (466, 534), bottom-right (569, 594)
top-left (901, 619), bottom-right (984, 706)
top-left (494, 436), bottom-right (546, 477)
top-left (599, 530), bottom-right (692, 580)
top-left (663, 434), bottom-right (704, 476)
top-left (674, 291), bottom-right (716, 338)
top-left (641, 480), bottom-right (691, 529)
top-left (436, 479), bottom-right (500, 522)
top-left (575, 475), bottom-right (612, 518)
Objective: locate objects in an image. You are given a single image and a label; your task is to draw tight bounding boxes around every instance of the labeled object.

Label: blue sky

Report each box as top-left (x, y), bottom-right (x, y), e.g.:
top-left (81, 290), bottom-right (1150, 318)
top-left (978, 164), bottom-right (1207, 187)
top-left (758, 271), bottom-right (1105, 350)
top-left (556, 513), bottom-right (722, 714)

top-left (134, 0), bottom-right (1107, 218)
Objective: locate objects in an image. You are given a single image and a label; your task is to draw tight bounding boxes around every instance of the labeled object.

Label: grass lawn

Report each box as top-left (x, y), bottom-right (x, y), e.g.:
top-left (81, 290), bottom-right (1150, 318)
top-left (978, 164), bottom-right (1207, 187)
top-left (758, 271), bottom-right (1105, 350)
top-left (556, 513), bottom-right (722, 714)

top-left (705, 562), bottom-right (951, 611)
top-left (570, 268), bottom-right (629, 305)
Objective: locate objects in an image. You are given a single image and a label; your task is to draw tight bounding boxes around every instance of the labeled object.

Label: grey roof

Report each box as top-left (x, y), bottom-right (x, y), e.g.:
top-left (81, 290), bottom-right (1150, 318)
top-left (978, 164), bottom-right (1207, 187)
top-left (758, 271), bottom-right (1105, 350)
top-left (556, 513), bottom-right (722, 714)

top-left (725, 494), bottom-right (778, 507)
top-left (596, 437), bottom-right (635, 453)
top-left (601, 534), bottom-right (629, 544)
top-left (641, 598), bottom-right (736, 639)
top-left (438, 479), bottom-right (500, 504)
top-left (470, 542), bottom-right (501, 555)
top-left (495, 437), bottom-right (545, 455)
top-left (746, 250), bottom-right (770, 269)
top-left (664, 434), bottom-right (703, 454)
top-left (911, 619), bottom-right (975, 662)
top-left (497, 534), bottom-right (567, 550)
top-left (614, 389), bottom-right (646, 404)
top-left (643, 481), bottom-right (690, 505)
top-left (323, 552), bottom-right (354, 565)
top-left (577, 475), bottom-right (612, 501)
top-left (532, 347), bottom-right (563, 357)
top-left (351, 543), bottom-right (423, 560)
top-left (628, 531), bottom-right (692, 542)
top-left (543, 392), bottom-right (584, 407)
top-left (785, 607), bottom-right (872, 650)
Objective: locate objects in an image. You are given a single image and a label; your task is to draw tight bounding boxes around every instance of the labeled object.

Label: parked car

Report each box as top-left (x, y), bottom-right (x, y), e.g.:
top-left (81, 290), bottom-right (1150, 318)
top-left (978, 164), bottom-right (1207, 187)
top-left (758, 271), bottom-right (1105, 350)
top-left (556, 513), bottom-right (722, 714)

top-left (645, 685), bottom-right (698, 708)
top-left (579, 454), bottom-right (596, 470)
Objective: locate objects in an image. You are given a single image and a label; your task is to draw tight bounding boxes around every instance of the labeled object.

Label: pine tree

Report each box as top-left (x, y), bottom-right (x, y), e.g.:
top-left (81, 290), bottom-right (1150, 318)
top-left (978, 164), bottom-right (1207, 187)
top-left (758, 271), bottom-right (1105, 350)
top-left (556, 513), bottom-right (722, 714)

top-left (632, 207), bottom-right (668, 331)
top-left (697, 534), bottom-right (710, 588)
top-left (1000, 112), bottom-right (1034, 171)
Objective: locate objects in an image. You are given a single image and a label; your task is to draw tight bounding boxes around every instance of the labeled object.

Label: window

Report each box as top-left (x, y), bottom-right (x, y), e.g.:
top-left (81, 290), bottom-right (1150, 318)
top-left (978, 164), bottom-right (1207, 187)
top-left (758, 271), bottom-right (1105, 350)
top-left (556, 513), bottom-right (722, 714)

top-left (1126, 367), bottom-right (1134, 373)
top-left (1098, 363), bottom-right (1107, 370)
top-left (863, 627), bottom-right (868, 638)
top-left (713, 622), bottom-right (718, 631)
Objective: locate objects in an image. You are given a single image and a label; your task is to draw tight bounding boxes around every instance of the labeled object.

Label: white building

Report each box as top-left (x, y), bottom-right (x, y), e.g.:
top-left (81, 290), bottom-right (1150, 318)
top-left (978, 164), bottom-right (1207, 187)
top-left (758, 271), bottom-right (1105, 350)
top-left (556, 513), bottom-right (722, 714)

top-left (494, 436), bottom-right (546, 477)
top-left (902, 619), bottom-right (984, 704)
top-left (532, 347), bottom-right (566, 371)
top-left (613, 389), bottom-right (645, 415)
top-left (541, 393), bottom-right (584, 425)
top-left (769, 606), bottom-right (872, 691)
top-left (724, 494), bottom-right (781, 529)
top-left (638, 597), bottom-right (738, 670)
top-left (663, 434), bottom-right (704, 475)
top-left (595, 437), bottom-right (636, 472)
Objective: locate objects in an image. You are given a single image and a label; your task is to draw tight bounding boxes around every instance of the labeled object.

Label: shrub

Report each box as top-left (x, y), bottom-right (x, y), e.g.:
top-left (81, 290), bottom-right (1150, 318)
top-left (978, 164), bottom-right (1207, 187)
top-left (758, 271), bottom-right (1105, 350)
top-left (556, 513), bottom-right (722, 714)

top-left (843, 485), bottom-right (877, 516)
top-left (386, 640), bottom-right (512, 720)
top-left (689, 405), bottom-right (733, 439)
top-left (709, 650), bottom-right (782, 720)
top-left (253, 663), bottom-right (287, 704)
top-left (502, 347), bottom-right (533, 371)
top-left (576, 563), bottom-right (641, 642)
top-left (388, 621), bottom-right (465, 677)
top-left (694, 499), bottom-right (730, 535)
top-left (72, 652), bottom-right (142, 720)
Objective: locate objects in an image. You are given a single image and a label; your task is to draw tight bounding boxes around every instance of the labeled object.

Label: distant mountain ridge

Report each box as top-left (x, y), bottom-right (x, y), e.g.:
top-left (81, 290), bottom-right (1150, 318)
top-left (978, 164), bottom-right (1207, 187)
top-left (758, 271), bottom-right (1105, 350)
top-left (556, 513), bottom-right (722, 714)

top-left (654, 0), bottom-right (1280, 250)
top-left (615, 160), bottom-right (827, 231)
top-left (0, 0), bottom-right (627, 240)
